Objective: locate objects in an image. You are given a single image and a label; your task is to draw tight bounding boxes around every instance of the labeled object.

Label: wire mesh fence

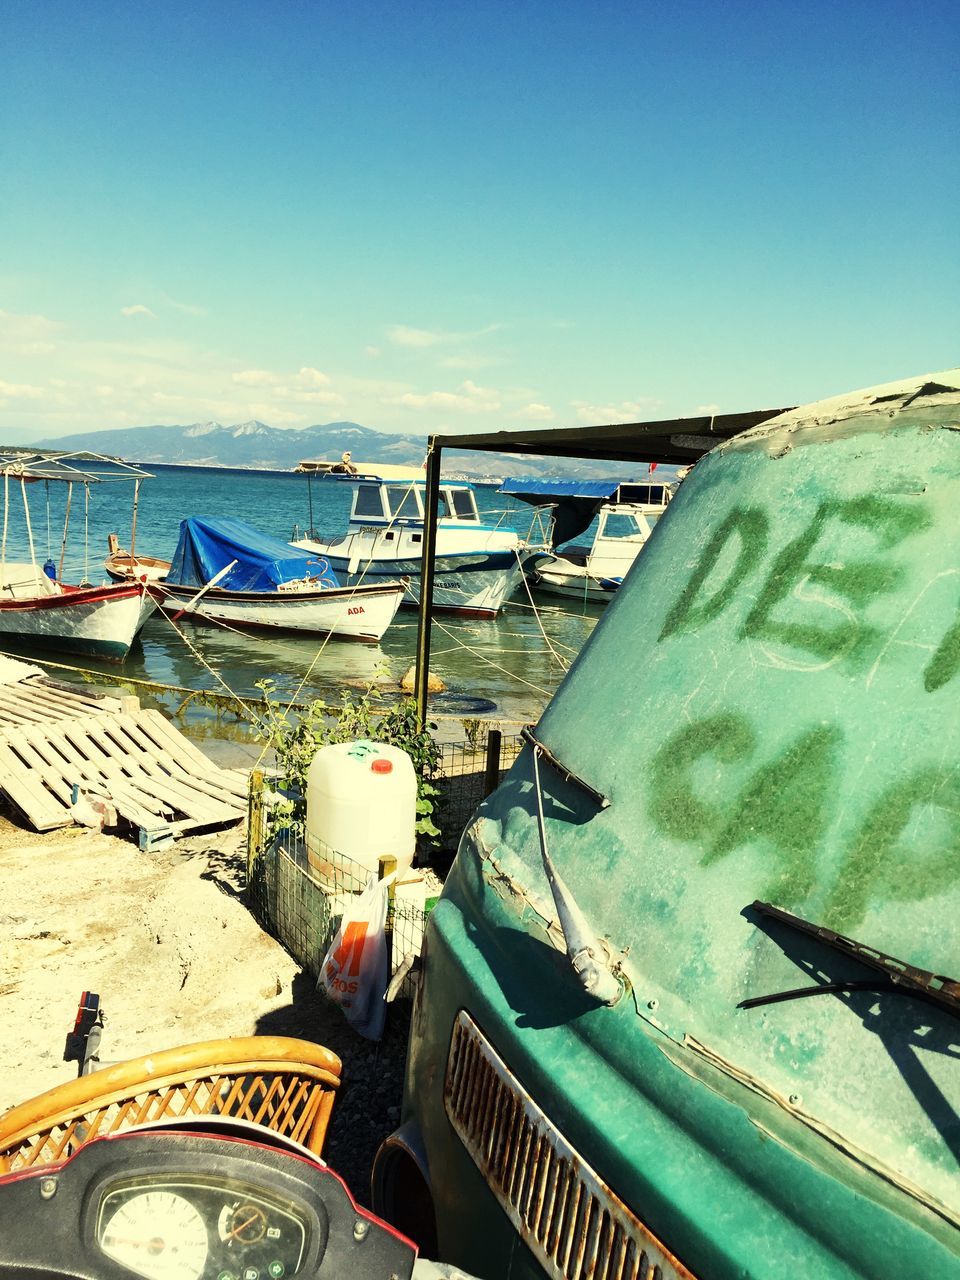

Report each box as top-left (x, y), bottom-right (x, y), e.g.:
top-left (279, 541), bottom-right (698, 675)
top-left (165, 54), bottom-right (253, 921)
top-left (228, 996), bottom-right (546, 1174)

top-left (433, 726), bottom-right (525, 852)
top-left (246, 720), bottom-right (527, 1011)
top-left (247, 820), bottom-right (435, 1002)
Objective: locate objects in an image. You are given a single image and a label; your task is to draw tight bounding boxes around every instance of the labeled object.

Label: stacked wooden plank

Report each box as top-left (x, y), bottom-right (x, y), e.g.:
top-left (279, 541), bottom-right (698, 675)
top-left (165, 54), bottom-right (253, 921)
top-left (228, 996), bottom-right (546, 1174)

top-left (0, 668), bottom-right (247, 839)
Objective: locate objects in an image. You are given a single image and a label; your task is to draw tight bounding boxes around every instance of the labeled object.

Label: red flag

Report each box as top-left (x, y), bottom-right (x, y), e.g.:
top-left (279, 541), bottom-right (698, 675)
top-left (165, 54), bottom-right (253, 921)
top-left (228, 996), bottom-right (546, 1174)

top-left (648, 461), bottom-right (658, 473)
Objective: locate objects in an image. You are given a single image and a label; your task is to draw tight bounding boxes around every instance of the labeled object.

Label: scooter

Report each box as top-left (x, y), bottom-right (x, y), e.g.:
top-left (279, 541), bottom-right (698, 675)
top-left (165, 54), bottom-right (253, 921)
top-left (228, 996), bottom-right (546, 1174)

top-left (0, 996), bottom-right (476, 1280)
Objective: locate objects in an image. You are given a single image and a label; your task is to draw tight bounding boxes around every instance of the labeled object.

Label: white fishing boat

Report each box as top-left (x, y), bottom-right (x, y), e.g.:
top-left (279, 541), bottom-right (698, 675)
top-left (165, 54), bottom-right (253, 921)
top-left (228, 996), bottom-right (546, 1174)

top-left (500, 477), bottom-right (672, 604)
top-left (152, 516), bottom-right (405, 643)
top-left (292, 473), bottom-right (536, 618)
top-left (0, 452), bottom-right (156, 660)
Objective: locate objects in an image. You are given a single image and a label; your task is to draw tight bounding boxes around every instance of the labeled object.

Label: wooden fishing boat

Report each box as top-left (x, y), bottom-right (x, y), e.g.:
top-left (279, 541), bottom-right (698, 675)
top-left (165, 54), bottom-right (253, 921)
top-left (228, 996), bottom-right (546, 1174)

top-left (104, 533), bottom-right (170, 584)
top-left (0, 453), bottom-right (156, 660)
top-left (152, 515), bottom-right (405, 643)
top-left (0, 566), bottom-right (154, 660)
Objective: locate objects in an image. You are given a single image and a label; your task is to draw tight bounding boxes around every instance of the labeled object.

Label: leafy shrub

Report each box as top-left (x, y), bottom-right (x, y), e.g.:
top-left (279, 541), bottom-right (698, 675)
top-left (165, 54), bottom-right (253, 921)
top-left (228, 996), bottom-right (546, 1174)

top-left (254, 679), bottom-right (441, 840)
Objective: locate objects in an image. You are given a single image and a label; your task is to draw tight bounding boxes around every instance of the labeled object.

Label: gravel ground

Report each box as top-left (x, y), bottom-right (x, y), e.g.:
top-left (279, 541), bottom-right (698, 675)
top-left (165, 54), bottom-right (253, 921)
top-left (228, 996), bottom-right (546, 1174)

top-left (0, 809), bottom-right (414, 1204)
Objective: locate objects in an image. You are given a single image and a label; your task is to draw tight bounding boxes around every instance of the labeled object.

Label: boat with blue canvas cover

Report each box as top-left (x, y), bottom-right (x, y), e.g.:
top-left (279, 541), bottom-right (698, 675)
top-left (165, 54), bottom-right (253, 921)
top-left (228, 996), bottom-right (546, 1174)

top-left (153, 516), bottom-right (405, 643)
top-left (292, 473), bottom-right (537, 618)
top-left (501, 476), bottom-right (672, 603)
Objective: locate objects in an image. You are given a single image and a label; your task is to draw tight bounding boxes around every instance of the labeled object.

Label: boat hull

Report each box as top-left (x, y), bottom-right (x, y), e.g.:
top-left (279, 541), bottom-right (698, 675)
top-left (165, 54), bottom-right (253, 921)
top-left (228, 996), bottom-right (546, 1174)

top-left (153, 580), bottom-right (405, 643)
top-left (531, 557), bottom-right (621, 603)
top-left (0, 582), bottom-right (156, 661)
top-left (294, 544), bottom-right (528, 618)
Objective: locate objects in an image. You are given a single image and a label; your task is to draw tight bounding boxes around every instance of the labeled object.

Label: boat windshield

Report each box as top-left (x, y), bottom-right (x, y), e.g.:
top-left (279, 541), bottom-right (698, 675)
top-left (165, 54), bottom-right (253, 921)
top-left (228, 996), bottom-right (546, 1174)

top-left (448, 488), bottom-right (479, 521)
top-left (385, 486), bottom-right (423, 520)
top-left (599, 512), bottom-right (643, 539)
top-left (353, 486), bottom-right (386, 519)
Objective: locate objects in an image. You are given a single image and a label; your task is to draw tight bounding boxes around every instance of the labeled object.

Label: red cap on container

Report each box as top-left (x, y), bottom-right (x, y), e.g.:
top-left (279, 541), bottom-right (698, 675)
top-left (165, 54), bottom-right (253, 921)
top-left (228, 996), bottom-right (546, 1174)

top-left (371, 758), bottom-right (393, 774)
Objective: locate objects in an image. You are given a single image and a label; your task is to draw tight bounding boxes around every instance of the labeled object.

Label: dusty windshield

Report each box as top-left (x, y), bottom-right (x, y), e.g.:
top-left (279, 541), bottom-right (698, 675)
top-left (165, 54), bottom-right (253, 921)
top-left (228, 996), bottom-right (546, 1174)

top-left (480, 411), bottom-right (960, 1218)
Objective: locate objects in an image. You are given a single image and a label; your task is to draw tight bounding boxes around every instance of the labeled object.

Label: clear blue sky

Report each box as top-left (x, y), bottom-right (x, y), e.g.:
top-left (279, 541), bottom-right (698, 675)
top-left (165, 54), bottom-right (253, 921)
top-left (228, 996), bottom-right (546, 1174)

top-left (1, 0), bottom-right (957, 441)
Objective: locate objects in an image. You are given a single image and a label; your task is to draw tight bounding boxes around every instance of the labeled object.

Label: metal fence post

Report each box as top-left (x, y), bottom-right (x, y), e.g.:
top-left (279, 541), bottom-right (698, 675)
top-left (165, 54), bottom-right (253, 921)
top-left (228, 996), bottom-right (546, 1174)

top-left (378, 853), bottom-right (398, 981)
top-left (483, 728), bottom-right (503, 799)
top-left (248, 768), bottom-right (265, 888)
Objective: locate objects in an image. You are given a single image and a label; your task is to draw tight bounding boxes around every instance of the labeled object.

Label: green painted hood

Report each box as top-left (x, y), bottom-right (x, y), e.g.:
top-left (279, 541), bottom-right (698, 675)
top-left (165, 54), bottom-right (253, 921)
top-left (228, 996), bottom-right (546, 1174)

top-left (468, 386), bottom-right (960, 1231)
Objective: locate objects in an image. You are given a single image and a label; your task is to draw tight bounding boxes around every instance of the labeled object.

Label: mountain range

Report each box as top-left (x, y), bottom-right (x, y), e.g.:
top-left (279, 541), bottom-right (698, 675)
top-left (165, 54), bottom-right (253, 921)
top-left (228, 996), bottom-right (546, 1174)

top-left (32, 419), bottom-right (654, 480)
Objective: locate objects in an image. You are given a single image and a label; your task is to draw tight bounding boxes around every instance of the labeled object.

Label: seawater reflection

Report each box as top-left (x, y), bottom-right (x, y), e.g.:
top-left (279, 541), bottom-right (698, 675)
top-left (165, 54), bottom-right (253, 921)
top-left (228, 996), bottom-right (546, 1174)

top-left (0, 464), bottom-right (605, 739)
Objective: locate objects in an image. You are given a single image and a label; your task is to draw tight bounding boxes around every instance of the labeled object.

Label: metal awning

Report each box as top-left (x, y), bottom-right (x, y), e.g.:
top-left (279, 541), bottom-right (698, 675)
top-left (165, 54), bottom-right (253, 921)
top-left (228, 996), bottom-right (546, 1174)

top-left (428, 406), bottom-right (791, 467)
top-left (412, 403), bottom-right (792, 722)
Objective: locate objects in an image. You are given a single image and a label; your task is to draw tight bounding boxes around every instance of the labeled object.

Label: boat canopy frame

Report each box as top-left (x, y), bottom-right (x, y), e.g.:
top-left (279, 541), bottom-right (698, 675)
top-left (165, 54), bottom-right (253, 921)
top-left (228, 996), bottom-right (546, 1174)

top-left (0, 451), bottom-right (154, 586)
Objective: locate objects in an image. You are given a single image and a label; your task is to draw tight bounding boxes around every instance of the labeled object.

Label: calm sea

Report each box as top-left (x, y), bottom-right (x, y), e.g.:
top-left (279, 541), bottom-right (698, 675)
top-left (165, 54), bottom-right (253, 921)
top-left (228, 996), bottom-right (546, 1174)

top-left (0, 465), bottom-right (603, 744)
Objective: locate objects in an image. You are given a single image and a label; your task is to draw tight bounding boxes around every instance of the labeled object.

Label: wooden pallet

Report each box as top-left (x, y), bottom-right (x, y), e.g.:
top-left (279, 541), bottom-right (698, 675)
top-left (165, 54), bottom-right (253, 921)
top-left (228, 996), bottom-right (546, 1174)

top-left (0, 689), bottom-right (248, 837)
top-left (0, 675), bottom-right (121, 728)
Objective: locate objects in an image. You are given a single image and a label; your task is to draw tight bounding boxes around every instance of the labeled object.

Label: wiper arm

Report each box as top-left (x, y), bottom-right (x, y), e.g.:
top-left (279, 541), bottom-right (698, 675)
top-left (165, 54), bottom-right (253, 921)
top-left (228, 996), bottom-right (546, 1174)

top-left (740, 901), bottom-right (960, 1021)
top-left (521, 727), bottom-right (608, 809)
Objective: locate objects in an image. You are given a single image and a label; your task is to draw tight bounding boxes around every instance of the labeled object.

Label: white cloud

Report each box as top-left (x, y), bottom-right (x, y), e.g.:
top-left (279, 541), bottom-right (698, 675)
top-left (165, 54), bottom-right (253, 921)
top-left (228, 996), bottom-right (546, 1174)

top-left (295, 366), bottom-right (330, 388)
top-left (388, 379), bottom-right (501, 413)
top-left (386, 323), bottom-right (500, 348)
top-left (0, 309), bottom-right (60, 355)
top-left (94, 385), bottom-right (115, 398)
top-left (232, 369), bottom-right (279, 387)
top-left (365, 346), bottom-right (381, 358)
top-left (693, 402), bottom-right (722, 415)
top-left (120, 304), bottom-right (155, 319)
top-left (161, 293), bottom-right (207, 317)
top-left (387, 326), bottom-right (447, 348)
top-left (513, 402), bottom-right (555, 421)
top-left (273, 385), bottom-right (345, 406)
top-left (571, 397), bottom-right (664, 424)
top-left (0, 378), bottom-right (43, 401)
top-left (438, 353), bottom-right (502, 370)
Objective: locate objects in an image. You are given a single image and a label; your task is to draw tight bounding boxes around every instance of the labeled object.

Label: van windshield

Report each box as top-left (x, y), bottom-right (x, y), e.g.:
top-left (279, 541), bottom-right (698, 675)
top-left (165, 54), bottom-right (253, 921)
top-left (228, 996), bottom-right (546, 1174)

top-left (480, 414), bottom-right (960, 1217)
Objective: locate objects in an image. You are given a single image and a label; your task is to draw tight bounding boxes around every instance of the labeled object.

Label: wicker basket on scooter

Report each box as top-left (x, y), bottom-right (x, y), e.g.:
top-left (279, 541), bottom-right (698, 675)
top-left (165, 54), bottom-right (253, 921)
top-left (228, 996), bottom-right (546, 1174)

top-left (0, 1036), bottom-right (342, 1173)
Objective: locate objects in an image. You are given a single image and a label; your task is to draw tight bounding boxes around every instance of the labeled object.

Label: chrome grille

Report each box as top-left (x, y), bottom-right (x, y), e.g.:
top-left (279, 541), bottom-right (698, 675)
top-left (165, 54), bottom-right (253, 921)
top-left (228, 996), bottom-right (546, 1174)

top-left (445, 1011), bottom-right (696, 1280)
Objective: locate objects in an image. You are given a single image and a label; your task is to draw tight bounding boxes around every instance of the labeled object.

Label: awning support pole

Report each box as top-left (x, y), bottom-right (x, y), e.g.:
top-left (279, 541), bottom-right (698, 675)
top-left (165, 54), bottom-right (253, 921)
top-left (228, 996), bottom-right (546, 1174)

top-left (130, 478), bottom-right (140, 560)
top-left (415, 442), bottom-right (442, 729)
top-left (59, 482), bottom-right (73, 581)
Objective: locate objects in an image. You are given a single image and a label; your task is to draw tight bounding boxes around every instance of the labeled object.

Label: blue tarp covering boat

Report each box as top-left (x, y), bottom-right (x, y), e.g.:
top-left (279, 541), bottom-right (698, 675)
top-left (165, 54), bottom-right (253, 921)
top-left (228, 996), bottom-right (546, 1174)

top-left (499, 477), bottom-right (671, 547)
top-left (167, 516), bottom-right (340, 593)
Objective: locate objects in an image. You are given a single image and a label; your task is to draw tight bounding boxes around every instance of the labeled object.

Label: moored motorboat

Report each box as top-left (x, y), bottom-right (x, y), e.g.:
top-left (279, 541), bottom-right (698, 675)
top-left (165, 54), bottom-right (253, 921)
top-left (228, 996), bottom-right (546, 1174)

top-left (500, 477), bottom-right (672, 604)
top-left (0, 452), bottom-right (157, 660)
top-left (152, 516), bottom-right (405, 643)
top-left (104, 533), bottom-right (170, 584)
top-left (292, 472), bottom-right (537, 618)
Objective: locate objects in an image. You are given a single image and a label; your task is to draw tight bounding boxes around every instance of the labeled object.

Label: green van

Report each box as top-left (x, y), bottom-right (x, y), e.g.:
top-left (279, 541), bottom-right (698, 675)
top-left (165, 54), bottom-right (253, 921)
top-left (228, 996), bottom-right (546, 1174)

top-left (374, 373), bottom-right (960, 1279)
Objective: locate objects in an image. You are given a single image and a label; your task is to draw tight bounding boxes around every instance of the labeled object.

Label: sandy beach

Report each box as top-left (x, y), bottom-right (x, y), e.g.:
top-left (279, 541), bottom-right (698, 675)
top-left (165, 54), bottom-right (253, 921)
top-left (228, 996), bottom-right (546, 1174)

top-left (0, 811), bottom-right (410, 1197)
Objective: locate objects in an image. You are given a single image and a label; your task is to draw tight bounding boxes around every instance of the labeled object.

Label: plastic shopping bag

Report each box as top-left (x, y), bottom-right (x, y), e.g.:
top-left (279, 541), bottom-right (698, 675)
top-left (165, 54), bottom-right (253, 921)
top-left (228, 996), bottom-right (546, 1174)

top-left (318, 873), bottom-right (391, 1041)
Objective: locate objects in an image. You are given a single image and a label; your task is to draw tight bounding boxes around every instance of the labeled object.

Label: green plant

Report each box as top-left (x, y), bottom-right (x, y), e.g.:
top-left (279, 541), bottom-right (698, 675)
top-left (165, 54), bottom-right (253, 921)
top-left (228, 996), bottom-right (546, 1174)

top-left (254, 678), bottom-right (441, 841)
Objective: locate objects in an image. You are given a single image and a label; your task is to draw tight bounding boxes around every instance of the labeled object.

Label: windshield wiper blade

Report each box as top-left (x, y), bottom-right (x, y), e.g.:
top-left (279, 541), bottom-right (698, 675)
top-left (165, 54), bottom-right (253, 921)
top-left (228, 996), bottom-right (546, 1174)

top-left (740, 901), bottom-right (960, 1020)
top-left (521, 727), bottom-right (609, 809)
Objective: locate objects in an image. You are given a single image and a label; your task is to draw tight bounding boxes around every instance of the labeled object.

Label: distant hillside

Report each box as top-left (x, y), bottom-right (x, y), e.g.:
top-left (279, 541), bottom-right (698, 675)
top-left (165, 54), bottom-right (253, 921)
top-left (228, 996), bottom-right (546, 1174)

top-left (35, 419), bottom-right (657, 481)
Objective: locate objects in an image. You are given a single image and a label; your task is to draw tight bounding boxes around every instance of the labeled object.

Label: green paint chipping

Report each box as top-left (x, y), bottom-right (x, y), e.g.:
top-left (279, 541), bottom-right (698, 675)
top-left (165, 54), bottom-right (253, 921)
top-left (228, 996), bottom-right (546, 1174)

top-left (827, 765), bottom-right (960, 931)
